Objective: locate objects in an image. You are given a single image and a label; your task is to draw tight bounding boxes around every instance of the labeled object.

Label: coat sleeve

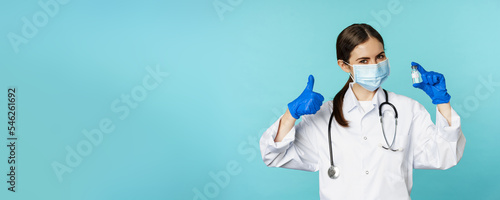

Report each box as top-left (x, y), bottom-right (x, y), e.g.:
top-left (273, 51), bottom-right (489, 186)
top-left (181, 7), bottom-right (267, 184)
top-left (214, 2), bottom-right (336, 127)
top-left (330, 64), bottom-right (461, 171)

top-left (259, 114), bottom-right (320, 172)
top-left (411, 102), bottom-right (466, 169)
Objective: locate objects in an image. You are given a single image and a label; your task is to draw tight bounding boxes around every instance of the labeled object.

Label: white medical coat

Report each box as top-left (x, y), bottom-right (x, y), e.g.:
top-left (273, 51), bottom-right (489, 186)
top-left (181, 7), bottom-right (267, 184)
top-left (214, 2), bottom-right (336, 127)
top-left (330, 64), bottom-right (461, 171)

top-left (259, 83), bottom-right (466, 200)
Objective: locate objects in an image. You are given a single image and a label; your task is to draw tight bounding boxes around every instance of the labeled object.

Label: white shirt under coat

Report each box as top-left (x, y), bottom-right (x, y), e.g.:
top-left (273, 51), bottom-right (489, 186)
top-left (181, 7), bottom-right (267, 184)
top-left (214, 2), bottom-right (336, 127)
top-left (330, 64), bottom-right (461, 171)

top-left (259, 83), bottom-right (466, 200)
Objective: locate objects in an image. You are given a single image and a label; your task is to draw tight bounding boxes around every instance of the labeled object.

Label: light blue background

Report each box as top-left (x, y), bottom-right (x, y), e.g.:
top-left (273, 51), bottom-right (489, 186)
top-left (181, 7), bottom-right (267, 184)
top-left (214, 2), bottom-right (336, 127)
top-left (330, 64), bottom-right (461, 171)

top-left (1, 0), bottom-right (499, 199)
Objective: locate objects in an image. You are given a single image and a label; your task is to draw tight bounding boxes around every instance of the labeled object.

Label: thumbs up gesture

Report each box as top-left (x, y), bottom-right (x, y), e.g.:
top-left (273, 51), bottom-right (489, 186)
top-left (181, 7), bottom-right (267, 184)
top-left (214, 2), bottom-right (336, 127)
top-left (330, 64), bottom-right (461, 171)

top-left (288, 75), bottom-right (325, 119)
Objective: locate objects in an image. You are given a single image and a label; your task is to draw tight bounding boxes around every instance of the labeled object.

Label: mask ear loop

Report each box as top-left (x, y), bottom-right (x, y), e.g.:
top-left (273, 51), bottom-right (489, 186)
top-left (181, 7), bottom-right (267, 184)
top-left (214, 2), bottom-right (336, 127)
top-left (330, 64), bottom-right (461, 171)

top-left (342, 60), bottom-right (355, 82)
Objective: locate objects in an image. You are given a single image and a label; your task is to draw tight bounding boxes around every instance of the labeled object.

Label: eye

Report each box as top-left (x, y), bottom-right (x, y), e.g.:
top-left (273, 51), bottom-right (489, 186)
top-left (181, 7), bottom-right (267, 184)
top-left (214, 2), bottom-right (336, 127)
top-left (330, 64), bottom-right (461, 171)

top-left (377, 54), bottom-right (385, 59)
top-left (359, 60), bottom-right (368, 64)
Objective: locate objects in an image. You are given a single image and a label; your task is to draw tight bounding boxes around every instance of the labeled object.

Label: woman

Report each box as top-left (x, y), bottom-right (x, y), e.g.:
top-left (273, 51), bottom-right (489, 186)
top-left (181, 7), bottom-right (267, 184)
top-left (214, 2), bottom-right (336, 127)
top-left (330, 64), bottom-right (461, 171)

top-left (259, 23), bottom-right (466, 199)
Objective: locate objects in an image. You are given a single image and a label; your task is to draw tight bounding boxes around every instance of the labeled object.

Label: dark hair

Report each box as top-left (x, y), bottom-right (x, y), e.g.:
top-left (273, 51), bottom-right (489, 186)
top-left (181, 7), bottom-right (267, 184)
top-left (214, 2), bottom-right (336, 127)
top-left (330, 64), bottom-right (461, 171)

top-left (333, 23), bottom-right (384, 127)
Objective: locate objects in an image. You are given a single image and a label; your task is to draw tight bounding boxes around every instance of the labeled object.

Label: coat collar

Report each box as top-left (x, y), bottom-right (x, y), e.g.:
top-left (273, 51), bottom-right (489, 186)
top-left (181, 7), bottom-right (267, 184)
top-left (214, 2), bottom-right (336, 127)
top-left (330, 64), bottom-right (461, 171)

top-left (343, 83), bottom-right (386, 113)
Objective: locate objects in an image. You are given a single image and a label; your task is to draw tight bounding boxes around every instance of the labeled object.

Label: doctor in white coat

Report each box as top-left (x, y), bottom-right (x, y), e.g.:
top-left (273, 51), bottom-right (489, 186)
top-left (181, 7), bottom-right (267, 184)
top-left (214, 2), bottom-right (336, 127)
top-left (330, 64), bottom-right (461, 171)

top-left (260, 23), bottom-right (466, 200)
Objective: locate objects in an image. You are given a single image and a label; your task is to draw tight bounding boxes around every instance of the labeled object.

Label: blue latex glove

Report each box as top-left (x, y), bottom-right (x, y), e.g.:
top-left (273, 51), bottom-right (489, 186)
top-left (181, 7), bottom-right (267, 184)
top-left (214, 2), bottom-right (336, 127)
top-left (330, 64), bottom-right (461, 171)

top-left (288, 75), bottom-right (325, 119)
top-left (412, 62), bottom-right (451, 104)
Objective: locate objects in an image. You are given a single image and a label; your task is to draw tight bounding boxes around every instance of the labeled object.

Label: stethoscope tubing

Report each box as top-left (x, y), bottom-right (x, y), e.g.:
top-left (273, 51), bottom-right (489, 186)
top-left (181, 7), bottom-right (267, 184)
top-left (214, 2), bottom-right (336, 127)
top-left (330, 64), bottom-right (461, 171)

top-left (327, 89), bottom-right (398, 179)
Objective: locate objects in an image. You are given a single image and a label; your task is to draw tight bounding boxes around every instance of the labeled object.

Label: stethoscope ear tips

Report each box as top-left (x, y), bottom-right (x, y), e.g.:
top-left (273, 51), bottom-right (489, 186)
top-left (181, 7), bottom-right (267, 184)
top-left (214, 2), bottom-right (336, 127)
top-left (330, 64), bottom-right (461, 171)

top-left (379, 143), bottom-right (404, 152)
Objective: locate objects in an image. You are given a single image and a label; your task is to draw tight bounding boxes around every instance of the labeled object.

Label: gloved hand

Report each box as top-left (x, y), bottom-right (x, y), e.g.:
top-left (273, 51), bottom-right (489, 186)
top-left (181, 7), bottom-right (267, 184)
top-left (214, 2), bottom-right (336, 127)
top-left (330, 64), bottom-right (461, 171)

top-left (412, 62), bottom-right (451, 104)
top-left (288, 75), bottom-right (325, 119)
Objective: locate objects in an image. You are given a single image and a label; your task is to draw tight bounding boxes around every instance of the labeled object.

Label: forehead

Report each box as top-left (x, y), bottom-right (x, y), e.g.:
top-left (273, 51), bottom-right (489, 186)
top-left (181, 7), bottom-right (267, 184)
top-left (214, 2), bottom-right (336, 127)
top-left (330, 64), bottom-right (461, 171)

top-left (350, 37), bottom-right (384, 58)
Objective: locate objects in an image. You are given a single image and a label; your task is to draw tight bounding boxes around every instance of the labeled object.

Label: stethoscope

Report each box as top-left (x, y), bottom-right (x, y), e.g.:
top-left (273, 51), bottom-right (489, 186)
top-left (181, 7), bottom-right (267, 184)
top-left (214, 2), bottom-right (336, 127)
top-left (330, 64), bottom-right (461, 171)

top-left (327, 89), bottom-right (399, 179)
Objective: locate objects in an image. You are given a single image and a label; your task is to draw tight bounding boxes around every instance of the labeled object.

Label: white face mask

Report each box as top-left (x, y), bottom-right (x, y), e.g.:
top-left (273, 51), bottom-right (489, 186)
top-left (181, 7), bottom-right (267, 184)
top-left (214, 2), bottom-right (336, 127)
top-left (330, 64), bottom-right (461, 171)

top-left (344, 59), bottom-right (390, 91)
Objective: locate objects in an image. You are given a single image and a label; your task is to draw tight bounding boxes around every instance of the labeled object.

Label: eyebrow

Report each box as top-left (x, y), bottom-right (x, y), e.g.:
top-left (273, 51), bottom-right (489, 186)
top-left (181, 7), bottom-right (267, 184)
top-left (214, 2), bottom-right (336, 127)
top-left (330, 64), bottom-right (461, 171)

top-left (355, 51), bottom-right (385, 61)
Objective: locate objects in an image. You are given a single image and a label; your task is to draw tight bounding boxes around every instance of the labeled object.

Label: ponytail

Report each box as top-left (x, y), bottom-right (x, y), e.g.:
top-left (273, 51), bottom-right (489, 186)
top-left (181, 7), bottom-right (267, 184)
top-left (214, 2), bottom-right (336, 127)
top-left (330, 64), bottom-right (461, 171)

top-left (332, 76), bottom-right (353, 127)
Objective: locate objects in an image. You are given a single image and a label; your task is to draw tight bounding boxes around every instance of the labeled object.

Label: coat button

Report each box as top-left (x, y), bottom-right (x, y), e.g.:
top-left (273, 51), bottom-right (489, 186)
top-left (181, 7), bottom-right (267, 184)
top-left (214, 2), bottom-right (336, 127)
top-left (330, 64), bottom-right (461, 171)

top-left (365, 170), bottom-right (369, 175)
top-left (363, 136), bottom-right (367, 140)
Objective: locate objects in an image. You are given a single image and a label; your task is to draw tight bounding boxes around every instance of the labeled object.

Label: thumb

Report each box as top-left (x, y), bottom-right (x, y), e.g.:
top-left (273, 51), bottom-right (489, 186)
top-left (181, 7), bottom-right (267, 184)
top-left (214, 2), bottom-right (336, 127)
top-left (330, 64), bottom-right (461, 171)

top-left (413, 82), bottom-right (424, 89)
top-left (305, 75), bottom-right (315, 91)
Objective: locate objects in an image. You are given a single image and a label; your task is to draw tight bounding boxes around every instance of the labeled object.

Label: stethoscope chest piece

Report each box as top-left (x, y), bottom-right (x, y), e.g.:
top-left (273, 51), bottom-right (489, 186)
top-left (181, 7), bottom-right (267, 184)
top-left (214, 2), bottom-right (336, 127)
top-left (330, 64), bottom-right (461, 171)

top-left (328, 165), bottom-right (339, 179)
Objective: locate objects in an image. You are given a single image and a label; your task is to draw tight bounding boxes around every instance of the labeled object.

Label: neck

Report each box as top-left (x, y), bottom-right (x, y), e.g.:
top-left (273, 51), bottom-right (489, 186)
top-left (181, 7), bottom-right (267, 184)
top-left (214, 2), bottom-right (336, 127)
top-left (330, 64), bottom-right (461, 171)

top-left (352, 83), bottom-right (377, 101)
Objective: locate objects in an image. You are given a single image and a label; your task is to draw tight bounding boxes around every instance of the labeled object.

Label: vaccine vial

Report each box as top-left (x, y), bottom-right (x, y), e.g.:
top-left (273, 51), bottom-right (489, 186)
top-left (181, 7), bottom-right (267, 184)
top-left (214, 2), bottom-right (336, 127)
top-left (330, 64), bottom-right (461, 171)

top-left (411, 65), bottom-right (422, 84)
